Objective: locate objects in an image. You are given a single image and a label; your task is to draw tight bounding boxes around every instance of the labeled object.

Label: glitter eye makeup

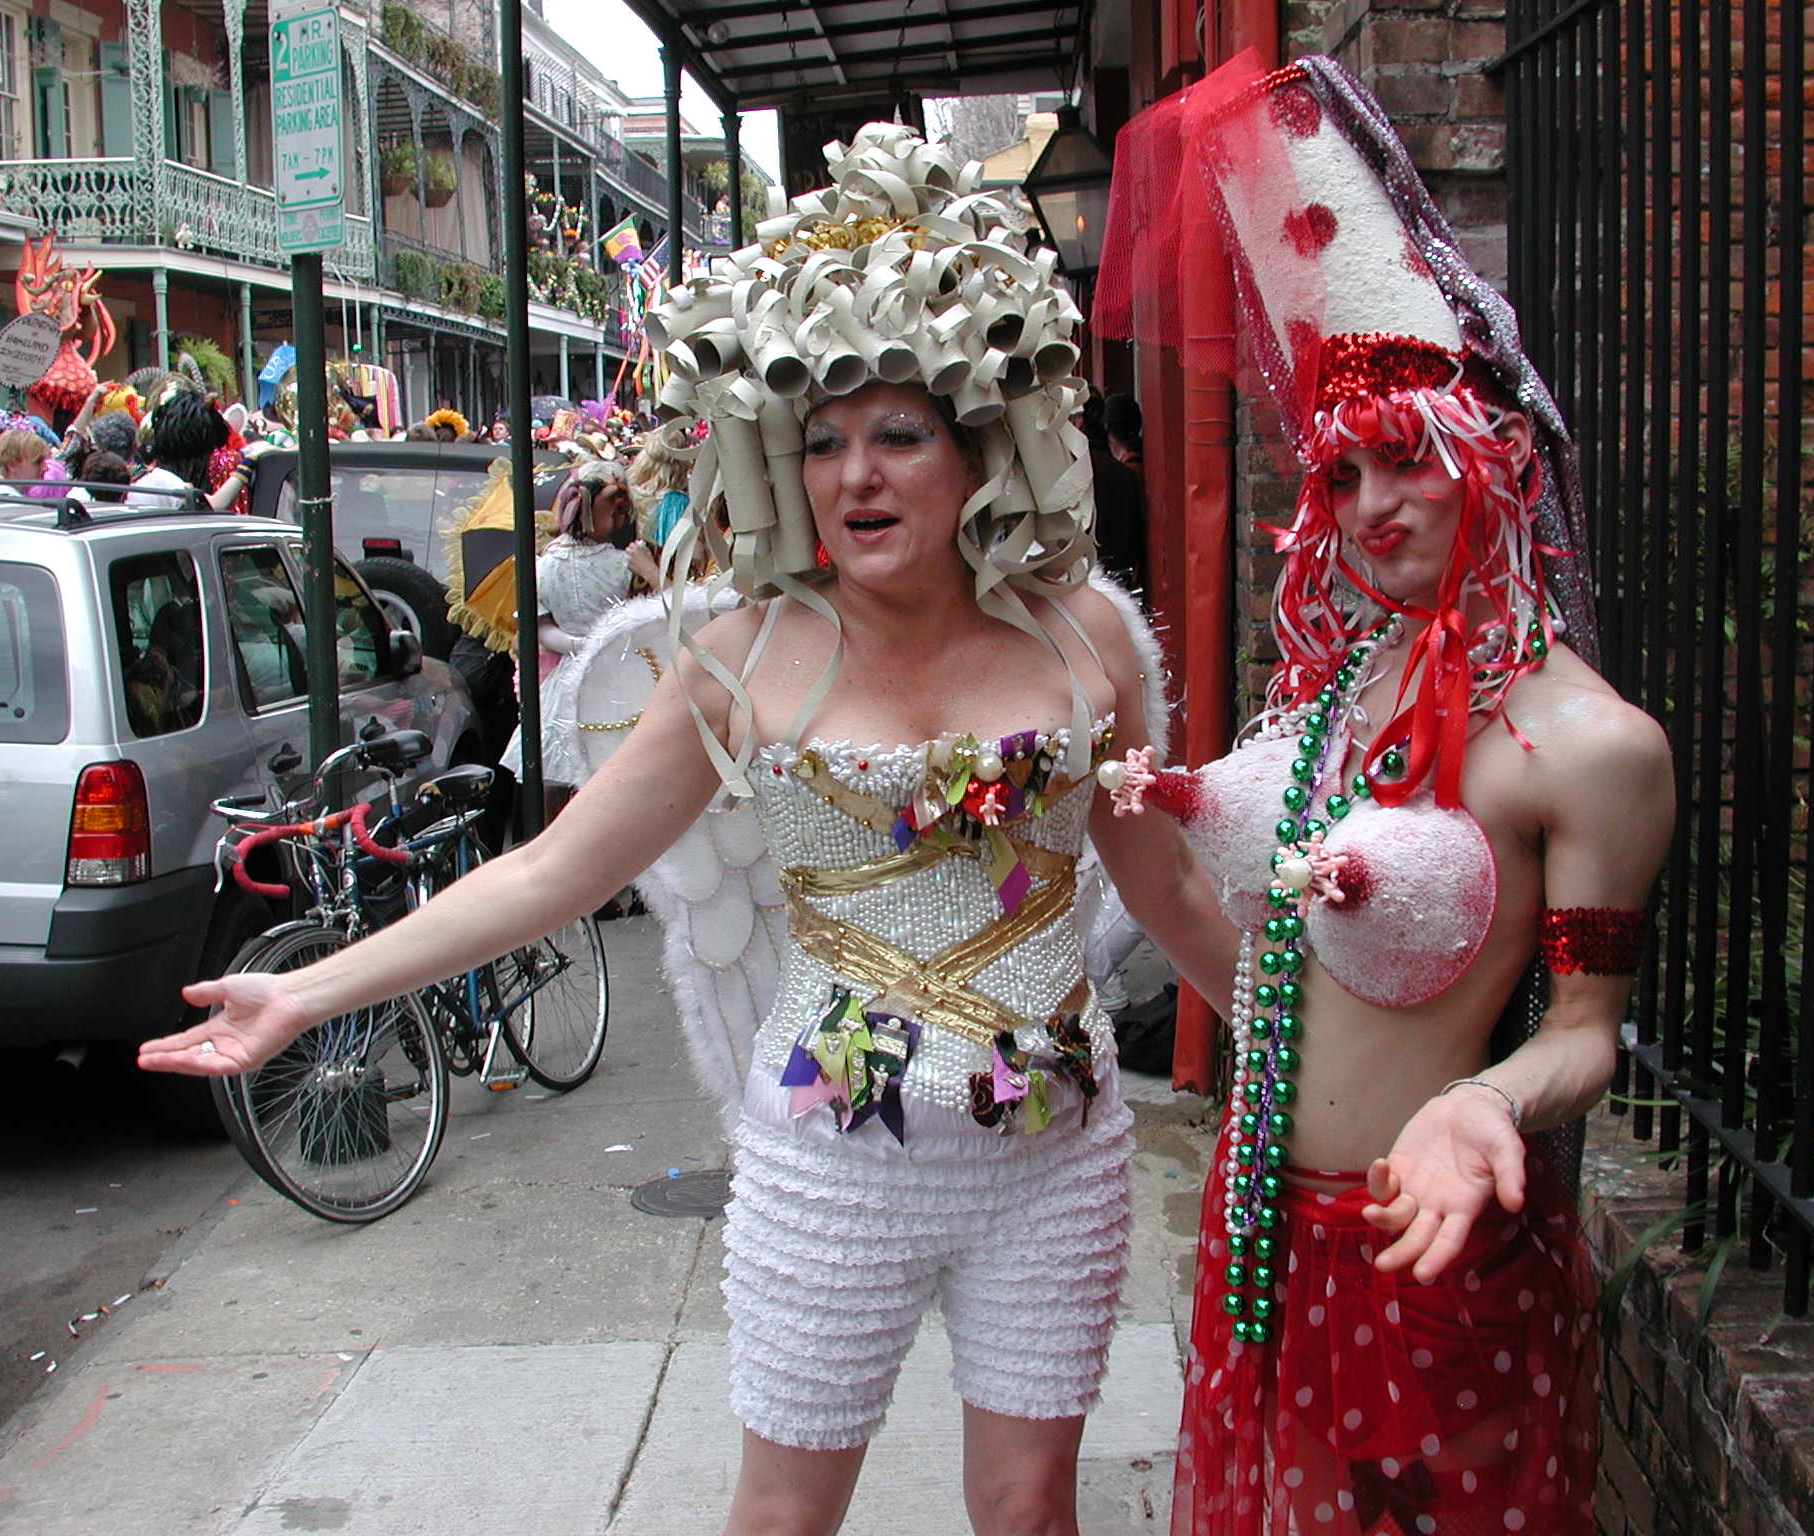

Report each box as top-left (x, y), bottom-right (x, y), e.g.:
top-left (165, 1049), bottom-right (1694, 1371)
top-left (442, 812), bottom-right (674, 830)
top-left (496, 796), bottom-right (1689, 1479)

top-left (871, 412), bottom-right (940, 443)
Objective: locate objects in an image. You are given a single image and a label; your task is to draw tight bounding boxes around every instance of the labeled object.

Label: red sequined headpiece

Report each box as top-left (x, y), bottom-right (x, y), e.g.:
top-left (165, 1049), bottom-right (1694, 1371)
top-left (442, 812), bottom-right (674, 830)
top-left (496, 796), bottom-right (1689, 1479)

top-left (1316, 333), bottom-right (1459, 411)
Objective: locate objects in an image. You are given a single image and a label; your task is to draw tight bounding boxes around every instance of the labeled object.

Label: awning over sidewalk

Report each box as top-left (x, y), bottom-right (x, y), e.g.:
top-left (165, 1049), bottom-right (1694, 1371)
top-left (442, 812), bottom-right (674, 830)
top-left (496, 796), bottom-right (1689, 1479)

top-left (615, 0), bottom-right (1088, 115)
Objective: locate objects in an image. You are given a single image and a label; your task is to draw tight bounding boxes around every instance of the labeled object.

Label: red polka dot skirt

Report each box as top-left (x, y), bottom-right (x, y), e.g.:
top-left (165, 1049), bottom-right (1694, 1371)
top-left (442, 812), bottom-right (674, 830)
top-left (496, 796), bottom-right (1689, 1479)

top-left (1172, 1130), bottom-right (1597, 1534)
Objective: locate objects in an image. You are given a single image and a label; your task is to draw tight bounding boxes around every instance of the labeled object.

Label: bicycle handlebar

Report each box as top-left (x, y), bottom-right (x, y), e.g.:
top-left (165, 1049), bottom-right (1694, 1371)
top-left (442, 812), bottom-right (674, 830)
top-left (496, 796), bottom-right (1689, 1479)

top-left (225, 800), bottom-right (408, 900)
top-left (207, 731), bottom-right (435, 829)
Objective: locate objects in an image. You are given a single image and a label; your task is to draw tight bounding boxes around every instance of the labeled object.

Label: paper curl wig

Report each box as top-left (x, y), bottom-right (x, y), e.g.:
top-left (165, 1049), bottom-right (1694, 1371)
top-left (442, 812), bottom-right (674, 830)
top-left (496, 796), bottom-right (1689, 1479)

top-left (647, 122), bottom-right (1101, 789)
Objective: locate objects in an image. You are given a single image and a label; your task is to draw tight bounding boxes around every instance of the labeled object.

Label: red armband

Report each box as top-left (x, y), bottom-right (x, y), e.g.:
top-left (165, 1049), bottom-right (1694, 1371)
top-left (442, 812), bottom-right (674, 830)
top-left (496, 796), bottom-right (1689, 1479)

top-left (1540, 907), bottom-right (1646, 975)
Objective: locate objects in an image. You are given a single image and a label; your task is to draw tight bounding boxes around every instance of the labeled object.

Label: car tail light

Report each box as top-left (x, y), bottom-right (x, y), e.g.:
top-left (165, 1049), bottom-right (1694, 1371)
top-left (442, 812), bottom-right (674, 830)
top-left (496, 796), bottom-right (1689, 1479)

top-left (362, 537), bottom-right (407, 559)
top-left (66, 761), bottom-right (151, 885)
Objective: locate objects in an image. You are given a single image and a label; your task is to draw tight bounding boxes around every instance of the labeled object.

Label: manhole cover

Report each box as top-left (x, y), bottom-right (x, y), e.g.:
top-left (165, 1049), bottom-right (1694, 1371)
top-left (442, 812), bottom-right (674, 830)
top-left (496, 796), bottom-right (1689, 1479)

top-left (630, 1170), bottom-right (732, 1217)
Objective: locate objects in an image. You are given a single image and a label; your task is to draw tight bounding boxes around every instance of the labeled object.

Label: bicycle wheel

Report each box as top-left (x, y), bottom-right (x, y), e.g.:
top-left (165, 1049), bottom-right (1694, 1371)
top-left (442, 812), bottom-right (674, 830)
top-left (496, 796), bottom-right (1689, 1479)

top-left (214, 924), bottom-right (448, 1222)
top-left (498, 912), bottom-right (608, 1090)
top-left (405, 819), bottom-right (494, 1076)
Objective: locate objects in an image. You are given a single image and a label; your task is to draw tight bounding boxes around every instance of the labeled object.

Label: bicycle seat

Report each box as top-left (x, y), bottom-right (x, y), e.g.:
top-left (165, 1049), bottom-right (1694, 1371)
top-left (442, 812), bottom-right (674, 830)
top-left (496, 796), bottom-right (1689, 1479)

top-left (415, 764), bottom-right (495, 810)
top-left (359, 729), bottom-right (433, 773)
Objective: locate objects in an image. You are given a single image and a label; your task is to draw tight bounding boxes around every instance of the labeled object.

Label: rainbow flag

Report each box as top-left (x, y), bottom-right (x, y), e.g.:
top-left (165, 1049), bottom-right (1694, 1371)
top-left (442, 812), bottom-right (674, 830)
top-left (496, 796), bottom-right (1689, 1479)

top-left (603, 216), bottom-right (644, 268)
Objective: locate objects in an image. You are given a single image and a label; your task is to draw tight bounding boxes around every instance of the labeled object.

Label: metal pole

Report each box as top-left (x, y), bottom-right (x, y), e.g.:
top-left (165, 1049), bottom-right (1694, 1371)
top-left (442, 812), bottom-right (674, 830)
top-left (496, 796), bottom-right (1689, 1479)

top-left (724, 108), bottom-right (743, 248)
top-left (238, 282), bottom-right (257, 405)
top-left (152, 268), bottom-right (170, 370)
top-left (594, 341), bottom-right (604, 401)
top-left (500, 0), bottom-right (544, 833)
top-left (559, 333), bottom-right (570, 399)
top-left (292, 251), bottom-right (339, 771)
top-left (662, 45), bottom-right (684, 287)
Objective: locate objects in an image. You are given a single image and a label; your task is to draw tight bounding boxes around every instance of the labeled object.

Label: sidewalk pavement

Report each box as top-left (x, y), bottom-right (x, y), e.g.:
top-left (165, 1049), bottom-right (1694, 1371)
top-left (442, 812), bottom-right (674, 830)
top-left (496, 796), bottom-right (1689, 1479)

top-left (0, 915), bottom-right (1213, 1535)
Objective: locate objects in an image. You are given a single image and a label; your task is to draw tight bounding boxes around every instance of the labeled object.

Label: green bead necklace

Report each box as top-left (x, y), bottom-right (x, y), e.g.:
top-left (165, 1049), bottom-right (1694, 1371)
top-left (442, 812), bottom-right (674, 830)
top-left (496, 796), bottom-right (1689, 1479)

top-left (1216, 617), bottom-right (1400, 1344)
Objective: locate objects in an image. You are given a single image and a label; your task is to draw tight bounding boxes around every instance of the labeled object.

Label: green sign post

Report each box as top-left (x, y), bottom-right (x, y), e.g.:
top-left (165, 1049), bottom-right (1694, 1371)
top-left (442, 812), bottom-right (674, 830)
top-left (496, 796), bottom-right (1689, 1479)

top-left (270, 0), bottom-right (344, 768)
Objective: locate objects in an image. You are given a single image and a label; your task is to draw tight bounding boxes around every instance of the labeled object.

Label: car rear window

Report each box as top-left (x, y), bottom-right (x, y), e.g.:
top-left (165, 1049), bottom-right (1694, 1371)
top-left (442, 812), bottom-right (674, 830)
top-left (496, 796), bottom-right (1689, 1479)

top-left (276, 467), bottom-right (459, 581)
top-left (110, 550), bottom-right (206, 737)
top-left (0, 561), bottom-right (69, 743)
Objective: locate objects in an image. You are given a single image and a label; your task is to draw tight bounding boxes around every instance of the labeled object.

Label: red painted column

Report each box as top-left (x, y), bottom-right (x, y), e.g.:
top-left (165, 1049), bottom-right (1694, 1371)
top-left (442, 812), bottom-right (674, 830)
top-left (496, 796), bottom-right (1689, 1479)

top-left (1161, 0), bottom-right (1279, 1094)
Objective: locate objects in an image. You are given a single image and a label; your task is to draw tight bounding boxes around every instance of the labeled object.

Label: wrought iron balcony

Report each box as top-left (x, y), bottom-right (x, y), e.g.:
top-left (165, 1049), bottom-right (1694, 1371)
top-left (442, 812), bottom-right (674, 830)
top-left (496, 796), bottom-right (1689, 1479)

top-left (0, 157), bottom-right (375, 282)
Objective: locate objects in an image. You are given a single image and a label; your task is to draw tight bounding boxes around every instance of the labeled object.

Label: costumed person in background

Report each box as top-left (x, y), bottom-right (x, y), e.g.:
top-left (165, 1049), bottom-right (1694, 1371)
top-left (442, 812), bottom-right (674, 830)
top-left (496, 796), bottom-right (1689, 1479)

top-left (126, 387), bottom-right (257, 511)
top-left (1096, 54), bottom-right (1674, 1534)
top-left (424, 408), bottom-right (469, 443)
top-left (0, 425), bottom-right (67, 496)
top-left (500, 455), bottom-right (658, 823)
top-left (140, 124), bottom-right (1231, 1535)
top-left (1079, 388), bottom-right (1148, 601)
top-left (1102, 393), bottom-right (1144, 473)
top-left (627, 415), bottom-right (702, 555)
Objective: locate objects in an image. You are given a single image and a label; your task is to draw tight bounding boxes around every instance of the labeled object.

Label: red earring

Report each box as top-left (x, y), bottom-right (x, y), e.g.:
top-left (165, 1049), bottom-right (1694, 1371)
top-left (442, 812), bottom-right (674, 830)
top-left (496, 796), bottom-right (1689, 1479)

top-left (814, 539), bottom-right (831, 569)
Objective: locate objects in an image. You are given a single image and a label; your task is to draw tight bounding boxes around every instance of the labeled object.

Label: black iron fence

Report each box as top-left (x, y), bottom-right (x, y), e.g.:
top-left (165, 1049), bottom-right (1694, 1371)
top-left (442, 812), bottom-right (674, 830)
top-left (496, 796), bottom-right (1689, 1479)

top-left (1498, 0), bottom-right (1812, 1307)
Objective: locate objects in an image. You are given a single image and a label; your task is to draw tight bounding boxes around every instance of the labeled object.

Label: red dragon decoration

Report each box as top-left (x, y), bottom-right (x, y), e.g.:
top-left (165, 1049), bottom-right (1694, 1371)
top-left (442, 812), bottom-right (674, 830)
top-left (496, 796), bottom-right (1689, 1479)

top-left (14, 233), bottom-right (117, 415)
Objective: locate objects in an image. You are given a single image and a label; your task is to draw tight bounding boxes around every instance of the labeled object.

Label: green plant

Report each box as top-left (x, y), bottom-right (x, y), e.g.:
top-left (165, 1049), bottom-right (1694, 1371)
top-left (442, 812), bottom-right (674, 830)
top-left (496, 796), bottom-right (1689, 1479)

top-left (423, 151), bottom-right (457, 194)
top-left (439, 260), bottom-right (483, 313)
top-left (574, 268), bottom-right (611, 322)
top-left (423, 32), bottom-right (460, 76)
top-left (463, 70), bottom-right (501, 117)
top-left (393, 249), bottom-right (438, 300)
top-left (701, 159), bottom-right (769, 243)
top-left (380, 140), bottom-right (417, 182)
top-left (380, 2), bottom-right (425, 63)
top-left (475, 273), bottom-right (506, 320)
top-left (173, 334), bottom-right (238, 399)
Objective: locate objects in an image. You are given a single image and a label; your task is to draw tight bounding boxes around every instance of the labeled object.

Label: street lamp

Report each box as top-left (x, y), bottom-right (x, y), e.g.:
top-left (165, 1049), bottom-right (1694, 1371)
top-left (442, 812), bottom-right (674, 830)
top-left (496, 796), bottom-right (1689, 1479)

top-left (1021, 107), bottom-right (1114, 278)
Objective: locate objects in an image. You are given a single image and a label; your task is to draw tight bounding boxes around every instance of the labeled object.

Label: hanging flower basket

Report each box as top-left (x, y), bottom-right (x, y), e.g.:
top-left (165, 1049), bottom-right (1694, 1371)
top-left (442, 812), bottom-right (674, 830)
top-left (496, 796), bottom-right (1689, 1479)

top-left (379, 141), bottom-right (417, 198)
top-left (424, 152), bottom-right (458, 208)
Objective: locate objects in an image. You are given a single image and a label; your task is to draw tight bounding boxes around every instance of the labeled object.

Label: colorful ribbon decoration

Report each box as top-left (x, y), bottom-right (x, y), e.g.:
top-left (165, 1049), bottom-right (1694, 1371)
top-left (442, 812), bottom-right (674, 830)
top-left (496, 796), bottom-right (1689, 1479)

top-left (966, 1013), bottom-right (1098, 1136)
top-left (780, 986), bottom-right (919, 1143)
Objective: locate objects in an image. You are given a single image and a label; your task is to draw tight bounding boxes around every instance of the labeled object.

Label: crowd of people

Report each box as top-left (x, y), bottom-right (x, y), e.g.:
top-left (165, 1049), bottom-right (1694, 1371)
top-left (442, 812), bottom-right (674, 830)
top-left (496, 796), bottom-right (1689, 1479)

top-left (136, 62), bottom-right (1673, 1536)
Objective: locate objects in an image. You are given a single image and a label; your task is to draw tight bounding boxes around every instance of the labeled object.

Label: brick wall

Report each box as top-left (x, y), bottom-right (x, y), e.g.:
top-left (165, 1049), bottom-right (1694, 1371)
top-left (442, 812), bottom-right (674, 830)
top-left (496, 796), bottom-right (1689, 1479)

top-left (1584, 1112), bottom-right (1814, 1535)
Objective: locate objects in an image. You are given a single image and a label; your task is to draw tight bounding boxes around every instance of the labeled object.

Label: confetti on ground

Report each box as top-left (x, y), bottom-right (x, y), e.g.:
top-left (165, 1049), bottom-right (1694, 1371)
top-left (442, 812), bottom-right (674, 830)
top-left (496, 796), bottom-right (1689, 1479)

top-left (74, 1207), bottom-right (97, 1215)
top-left (336, 1353), bottom-right (353, 1362)
top-left (112, 1295), bottom-right (132, 1307)
top-left (470, 1132), bottom-right (492, 1140)
top-left (78, 1312), bottom-right (99, 1323)
top-left (603, 1144), bottom-right (632, 1153)
top-left (45, 1360), bottom-right (57, 1374)
top-left (65, 1322), bottom-right (78, 1337)
top-left (526, 1094), bottom-right (547, 1101)
top-left (108, 1182), bottom-right (123, 1189)
top-left (666, 1167), bottom-right (681, 1178)
top-left (28, 1351), bottom-right (45, 1362)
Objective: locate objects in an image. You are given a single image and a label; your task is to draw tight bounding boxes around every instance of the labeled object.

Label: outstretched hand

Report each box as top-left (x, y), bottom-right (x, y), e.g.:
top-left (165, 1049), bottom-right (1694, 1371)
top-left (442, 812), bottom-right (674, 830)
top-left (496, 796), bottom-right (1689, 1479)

top-left (138, 973), bottom-right (314, 1078)
top-left (1360, 1088), bottom-right (1527, 1283)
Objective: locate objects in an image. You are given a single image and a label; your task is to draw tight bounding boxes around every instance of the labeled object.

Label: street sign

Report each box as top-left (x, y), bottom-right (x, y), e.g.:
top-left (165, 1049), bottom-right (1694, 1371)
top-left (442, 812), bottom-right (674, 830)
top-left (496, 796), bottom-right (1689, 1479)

top-left (270, 0), bottom-right (344, 254)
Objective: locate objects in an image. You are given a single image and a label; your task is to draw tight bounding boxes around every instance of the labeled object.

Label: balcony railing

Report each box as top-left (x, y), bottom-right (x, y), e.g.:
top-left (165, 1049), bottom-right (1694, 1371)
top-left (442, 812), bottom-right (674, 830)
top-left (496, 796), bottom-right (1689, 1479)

top-left (0, 158), bottom-right (375, 281)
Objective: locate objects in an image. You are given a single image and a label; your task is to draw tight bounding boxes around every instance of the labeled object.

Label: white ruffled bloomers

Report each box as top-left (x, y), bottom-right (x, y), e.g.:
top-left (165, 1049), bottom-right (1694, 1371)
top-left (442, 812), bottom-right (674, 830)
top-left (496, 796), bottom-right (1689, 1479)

top-left (723, 1068), bottom-right (1134, 1451)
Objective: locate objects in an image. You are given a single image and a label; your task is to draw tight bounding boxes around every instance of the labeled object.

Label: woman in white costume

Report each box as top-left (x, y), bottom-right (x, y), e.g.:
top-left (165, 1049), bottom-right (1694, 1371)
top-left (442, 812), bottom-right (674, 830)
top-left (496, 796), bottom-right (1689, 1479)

top-left (501, 455), bottom-right (658, 818)
top-left (139, 125), bottom-right (1230, 1536)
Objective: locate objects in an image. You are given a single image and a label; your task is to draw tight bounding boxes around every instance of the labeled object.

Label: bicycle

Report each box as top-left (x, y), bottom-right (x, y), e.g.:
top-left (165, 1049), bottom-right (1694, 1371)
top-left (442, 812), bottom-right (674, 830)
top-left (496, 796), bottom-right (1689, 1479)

top-left (204, 729), bottom-right (608, 1222)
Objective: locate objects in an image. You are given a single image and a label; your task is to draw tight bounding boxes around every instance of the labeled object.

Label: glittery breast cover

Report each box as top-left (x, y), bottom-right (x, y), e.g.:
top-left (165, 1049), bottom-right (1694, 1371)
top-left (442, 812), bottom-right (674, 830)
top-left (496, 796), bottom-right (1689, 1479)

top-left (1184, 732), bottom-right (1497, 1007)
top-left (746, 728), bottom-right (1109, 1112)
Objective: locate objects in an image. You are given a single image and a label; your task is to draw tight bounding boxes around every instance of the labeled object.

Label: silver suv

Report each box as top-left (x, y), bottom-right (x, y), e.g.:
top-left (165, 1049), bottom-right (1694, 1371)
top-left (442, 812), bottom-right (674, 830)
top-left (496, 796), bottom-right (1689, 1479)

top-left (0, 499), bottom-right (480, 1072)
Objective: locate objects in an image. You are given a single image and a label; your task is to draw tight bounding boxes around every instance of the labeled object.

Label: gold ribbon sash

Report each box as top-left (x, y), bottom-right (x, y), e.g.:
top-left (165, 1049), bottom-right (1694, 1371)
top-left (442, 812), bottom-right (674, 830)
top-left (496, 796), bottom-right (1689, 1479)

top-left (783, 863), bottom-right (1088, 1048)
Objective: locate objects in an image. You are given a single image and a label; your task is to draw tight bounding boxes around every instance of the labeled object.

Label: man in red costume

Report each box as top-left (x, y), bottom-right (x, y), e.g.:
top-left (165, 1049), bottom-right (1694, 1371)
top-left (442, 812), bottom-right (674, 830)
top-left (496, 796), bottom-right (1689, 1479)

top-left (1097, 55), bottom-right (1674, 1534)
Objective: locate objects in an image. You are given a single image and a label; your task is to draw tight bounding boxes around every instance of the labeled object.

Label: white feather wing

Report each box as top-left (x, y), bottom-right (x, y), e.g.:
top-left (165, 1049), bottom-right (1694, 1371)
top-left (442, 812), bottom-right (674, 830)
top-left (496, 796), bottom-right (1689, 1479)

top-left (572, 586), bottom-right (785, 1130)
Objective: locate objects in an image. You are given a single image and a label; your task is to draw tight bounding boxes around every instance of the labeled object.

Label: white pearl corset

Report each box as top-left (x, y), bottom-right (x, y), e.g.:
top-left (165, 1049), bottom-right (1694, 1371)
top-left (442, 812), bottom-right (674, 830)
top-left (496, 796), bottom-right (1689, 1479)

top-left (748, 724), bottom-right (1114, 1112)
